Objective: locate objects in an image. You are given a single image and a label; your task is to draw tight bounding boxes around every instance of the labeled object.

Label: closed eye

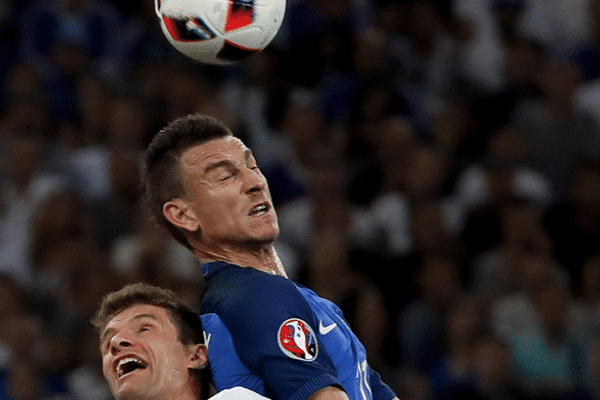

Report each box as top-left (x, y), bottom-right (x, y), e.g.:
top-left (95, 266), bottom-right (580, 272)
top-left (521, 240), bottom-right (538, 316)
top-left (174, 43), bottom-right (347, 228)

top-left (206, 166), bottom-right (236, 183)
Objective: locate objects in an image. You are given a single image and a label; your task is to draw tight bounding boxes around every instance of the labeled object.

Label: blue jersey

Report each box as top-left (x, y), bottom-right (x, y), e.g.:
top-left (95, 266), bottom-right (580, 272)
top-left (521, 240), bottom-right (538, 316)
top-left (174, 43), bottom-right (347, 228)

top-left (200, 261), bottom-right (396, 400)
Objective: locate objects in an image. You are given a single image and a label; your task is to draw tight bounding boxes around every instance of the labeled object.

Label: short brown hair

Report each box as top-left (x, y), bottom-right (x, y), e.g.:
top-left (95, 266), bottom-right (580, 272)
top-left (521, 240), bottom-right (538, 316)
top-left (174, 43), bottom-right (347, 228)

top-left (91, 282), bottom-right (203, 345)
top-left (141, 113), bottom-right (233, 249)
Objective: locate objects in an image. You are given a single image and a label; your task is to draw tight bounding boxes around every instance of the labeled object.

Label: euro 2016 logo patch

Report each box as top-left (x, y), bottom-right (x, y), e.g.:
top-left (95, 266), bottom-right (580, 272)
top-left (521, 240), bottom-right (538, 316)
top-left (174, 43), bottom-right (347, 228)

top-left (277, 318), bottom-right (318, 361)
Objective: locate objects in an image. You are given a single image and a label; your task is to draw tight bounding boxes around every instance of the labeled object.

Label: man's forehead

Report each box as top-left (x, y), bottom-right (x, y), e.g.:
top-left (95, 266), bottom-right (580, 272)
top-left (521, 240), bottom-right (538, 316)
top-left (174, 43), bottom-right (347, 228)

top-left (181, 136), bottom-right (250, 167)
top-left (106, 304), bottom-right (167, 328)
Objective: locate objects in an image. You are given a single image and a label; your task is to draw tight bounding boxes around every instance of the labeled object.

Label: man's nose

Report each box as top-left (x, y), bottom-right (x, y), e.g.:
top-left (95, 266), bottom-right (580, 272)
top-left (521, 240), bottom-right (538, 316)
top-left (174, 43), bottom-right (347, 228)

top-left (244, 168), bottom-right (266, 194)
top-left (110, 332), bottom-right (133, 355)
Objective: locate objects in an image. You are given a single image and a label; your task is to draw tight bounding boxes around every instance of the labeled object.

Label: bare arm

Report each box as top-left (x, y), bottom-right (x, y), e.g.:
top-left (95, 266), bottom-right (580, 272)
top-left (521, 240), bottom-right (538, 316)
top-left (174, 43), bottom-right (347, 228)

top-left (307, 387), bottom-right (350, 400)
top-left (307, 387), bottom-right (400, 400)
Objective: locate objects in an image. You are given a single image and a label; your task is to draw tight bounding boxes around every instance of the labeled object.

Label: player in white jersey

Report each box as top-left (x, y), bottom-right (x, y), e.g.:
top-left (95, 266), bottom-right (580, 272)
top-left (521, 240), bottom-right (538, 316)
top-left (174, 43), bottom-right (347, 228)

top-left (92, 282), bottom-right (270, 400)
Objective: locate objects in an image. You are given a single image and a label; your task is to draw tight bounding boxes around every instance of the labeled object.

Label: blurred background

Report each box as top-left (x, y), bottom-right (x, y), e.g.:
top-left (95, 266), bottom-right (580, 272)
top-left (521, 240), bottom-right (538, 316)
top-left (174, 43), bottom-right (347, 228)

top-left (0, 0), bottom-right (600, 398)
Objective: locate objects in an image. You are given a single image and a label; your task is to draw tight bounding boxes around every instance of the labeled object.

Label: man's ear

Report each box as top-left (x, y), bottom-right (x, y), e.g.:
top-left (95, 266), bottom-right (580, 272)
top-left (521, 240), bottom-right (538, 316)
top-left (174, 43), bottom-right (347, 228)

top-left (163, 199), bottom-right (202, 232)
top-left (188, 344), bottom-right (208, 370)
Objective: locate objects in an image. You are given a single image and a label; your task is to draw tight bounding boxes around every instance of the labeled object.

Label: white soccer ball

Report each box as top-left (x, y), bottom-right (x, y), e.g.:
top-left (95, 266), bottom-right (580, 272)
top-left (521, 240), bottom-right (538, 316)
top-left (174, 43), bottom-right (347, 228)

top-left (155, 0), bottom-right (286, 65)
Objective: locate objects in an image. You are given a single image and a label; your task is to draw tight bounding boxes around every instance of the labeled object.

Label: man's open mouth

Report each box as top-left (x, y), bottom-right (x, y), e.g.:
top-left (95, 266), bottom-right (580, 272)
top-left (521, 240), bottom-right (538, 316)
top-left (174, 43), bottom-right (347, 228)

top-left (116, 356), bottom-right (148, 378)
top-left (249, 202), bottom-right (270, 216)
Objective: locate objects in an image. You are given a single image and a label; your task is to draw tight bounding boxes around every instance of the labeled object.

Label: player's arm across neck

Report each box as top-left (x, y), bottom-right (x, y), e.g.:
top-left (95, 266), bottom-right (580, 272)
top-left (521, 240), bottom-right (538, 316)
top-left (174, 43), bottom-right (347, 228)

top-left (308, 386), bottom-right (351, 400)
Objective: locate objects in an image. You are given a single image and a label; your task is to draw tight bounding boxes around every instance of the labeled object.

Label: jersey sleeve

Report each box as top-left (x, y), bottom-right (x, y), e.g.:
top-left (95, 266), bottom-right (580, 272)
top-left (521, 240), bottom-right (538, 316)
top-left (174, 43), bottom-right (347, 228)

top-left (368, 366), bottom-right (397, 400)
top-left (202, 269), bottom-right (343, 400)
top-left (201, 313), bottom-right (267, 393)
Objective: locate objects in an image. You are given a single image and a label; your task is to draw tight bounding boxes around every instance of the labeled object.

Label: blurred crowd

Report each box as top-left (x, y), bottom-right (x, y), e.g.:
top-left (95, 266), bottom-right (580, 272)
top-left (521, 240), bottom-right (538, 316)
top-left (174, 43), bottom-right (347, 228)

top-left (0, 0), bottom-right (600, 399)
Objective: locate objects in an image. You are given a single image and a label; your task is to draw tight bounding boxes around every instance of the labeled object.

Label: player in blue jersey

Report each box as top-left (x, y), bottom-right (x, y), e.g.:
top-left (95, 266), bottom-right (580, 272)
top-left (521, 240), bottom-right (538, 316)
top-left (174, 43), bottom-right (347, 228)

top-left (92, 282), bottom-right (271, 400)
top-left (141, 113), bottom-right (399, 400)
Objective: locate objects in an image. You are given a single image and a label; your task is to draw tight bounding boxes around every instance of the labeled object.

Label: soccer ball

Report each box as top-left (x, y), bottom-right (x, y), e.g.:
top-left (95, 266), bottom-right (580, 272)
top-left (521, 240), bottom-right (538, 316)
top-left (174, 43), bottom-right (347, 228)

top-left (155, 0), bottom-right (286, 65)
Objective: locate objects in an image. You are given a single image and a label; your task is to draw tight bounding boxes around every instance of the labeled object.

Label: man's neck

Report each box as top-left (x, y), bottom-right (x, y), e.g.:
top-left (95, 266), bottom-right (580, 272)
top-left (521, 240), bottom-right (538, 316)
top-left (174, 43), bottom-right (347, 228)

top-left (119, 385), bottom-right (199, 400)
top-left (193, 241), bottom-right (288, 278)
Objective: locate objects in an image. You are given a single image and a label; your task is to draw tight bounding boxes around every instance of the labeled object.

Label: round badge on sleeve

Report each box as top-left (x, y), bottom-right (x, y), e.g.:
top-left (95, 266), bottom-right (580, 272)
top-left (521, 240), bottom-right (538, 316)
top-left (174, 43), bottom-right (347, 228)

top-left (277, 318), bottom-right (318, 361)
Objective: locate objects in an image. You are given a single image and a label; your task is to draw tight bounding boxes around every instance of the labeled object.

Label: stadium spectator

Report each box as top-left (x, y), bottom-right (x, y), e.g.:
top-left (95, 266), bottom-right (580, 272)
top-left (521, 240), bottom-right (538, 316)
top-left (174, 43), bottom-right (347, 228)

top-left (0, 1), bottom-right (598, 399)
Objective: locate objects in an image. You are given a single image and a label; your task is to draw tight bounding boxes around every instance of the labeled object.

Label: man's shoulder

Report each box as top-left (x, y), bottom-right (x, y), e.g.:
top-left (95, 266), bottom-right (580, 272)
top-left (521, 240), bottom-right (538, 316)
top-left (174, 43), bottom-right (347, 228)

top-left (203, 263), bottom-right (300, 307)
top-left (201, 264), bottom-right (319, 335)
top-left (209, 387), bottom-right (270, 400)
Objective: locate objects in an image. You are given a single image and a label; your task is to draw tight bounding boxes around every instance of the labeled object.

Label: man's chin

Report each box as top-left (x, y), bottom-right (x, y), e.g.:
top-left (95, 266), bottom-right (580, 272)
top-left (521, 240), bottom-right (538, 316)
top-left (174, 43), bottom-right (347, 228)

top-left (232, 231), bottom-right (279, 250)
top-left (244, 235), bottom-right (279, 248)
top-left (246, 224), bottom-right (280, 244)
top-left (114, 389), bottom-right (146, 400)
top-left (256, 230), bottom-right (280, 245)
top-left (113, 381), bottom-right (149, 400)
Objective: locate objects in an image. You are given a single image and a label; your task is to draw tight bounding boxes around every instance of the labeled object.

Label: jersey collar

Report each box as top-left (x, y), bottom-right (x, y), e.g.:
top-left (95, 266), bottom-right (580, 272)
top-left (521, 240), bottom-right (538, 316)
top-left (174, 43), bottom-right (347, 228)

top-left (201, 261), bottom-right (231, 278)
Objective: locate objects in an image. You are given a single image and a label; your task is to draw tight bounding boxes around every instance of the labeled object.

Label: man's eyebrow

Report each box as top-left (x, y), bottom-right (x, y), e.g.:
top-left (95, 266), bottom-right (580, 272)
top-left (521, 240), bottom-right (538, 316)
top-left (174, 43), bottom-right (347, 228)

top-left (203, 160), bottom-right (234, 174)
top-left (203, 149), bottom-right (254, 174)
top-left (100, 313), bottom-right (159, 345)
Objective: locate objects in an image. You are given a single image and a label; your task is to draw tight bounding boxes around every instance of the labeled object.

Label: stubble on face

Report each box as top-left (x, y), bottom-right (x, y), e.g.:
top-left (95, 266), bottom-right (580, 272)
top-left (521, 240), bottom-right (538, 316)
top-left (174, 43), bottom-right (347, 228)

top-left (178, 137), bottom-right (280, 249)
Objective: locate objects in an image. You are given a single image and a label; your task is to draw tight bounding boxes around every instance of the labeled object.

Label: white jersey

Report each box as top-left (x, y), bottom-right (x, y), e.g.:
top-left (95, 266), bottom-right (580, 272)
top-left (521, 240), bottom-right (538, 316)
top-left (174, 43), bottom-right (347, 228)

top-left (210, 387), bottom-right (271, 400)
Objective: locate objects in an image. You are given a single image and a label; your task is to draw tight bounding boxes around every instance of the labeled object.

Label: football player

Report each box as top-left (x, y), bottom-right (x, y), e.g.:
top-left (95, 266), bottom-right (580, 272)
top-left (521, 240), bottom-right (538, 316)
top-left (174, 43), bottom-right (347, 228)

top-left (141, 113), bottom-right (398, 400)
top-left (93, 282), bottom-right (270, 400)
